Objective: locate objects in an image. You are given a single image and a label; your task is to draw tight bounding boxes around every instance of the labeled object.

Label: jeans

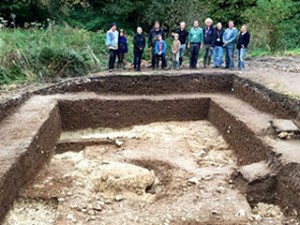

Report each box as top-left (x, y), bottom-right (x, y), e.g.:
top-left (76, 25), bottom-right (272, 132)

top-left (173, 51), bottom-right (180, 69)
top-left (203, 44), bottom-right (212, 67)
top-left (134, 50), bottom-right (143, 71)
top-left (238, 48), bottom-right (246, 70)
top-left (189, 43), bottom-right (200, 68)
top-left (213, 46), bottom-right (223, 67)
top-left (108, 49), bottom-right (117, 70)
top-left (179, 44), bottom-right (186, 66)
top-left (225, 45), bottom-right (235, 69)
top-left (155, 53), bottom-right (167, 69)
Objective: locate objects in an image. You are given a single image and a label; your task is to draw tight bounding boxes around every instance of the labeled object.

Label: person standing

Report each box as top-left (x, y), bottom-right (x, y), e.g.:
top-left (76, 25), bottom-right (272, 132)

top-left (212, 22), bottom-right (224, 68)
top-left (223, 21), bottom-right (238, 70)
top-left (154, 34), bottom-right (167, 70)
top-left (237, 25), bottom-right (251, 70)
top-left (175, 22), bottom-right (189, 67)
top-left (117, 29), bottom-right (128, 70)
top-left (105, 23), bottom-right (119, 72)
top-left (203, 18), bottom-right (214, 68)
top-left (172, 33), bottom-right (181, 70)
top-left (133, 27), bottom-right (146, 72)
top-left (148, 21), bottom-right (165, 70)
top-left (188, 20), bottom-right (203, 69)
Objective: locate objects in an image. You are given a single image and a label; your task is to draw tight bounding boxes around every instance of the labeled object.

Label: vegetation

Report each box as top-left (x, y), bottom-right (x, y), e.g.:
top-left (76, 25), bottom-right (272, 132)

top-left (0, 0), bottom-right (299, 85)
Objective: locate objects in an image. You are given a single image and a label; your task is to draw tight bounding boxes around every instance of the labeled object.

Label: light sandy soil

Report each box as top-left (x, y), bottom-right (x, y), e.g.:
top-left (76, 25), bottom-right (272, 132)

top-left (3, 121), bottom-right (291, 225)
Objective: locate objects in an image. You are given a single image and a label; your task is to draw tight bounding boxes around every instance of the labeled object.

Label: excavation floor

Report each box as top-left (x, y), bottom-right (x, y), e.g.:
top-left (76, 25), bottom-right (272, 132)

top-left (4, 121), bottom-right (289, 225)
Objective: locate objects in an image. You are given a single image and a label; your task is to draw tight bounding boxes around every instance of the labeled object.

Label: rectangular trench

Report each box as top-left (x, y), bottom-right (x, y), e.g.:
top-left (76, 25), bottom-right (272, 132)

top-left (1, 73), bottom-right (300, 223)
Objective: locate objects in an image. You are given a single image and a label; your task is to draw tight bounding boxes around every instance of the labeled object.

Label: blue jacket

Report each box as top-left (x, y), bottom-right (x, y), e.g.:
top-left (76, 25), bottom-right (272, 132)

top-left (223, 28), bottom-right (238, 47)
top-left (155, 40), bottom-right (167, 55)
top-left (118, 36), bottom-right (128, 53)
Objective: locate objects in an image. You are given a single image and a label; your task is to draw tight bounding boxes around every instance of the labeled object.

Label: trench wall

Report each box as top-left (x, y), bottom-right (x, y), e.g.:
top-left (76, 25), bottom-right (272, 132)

top-left (0, 104), bottom-right (62, 223)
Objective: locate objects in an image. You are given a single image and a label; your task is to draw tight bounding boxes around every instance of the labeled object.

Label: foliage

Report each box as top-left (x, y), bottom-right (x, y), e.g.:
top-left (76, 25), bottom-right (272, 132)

top-left (243, 0), bottom-right (295, 51)
top-left (0, 26), bottom-right (114, 85)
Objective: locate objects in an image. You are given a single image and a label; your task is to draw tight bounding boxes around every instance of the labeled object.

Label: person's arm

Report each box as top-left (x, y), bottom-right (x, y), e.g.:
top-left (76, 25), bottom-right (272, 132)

top-left (124, 37), bottom-right (128, 53)
top-left (200, 28), bottom-right (203, 48)
top-left (105, 32), bottom-right (111, 49)
top-left (162, 41), bottom-right (167, 54)
top-left (154, 41), bottom-right (159, 54)
top-left (148, 30), bottom-right (152, 48)
top-left (185, 31), bottom-right (189, 45)
top-left (222, 29), bottom-right (227, 44)
top-left (141, 36), bottom-right (146, 50)
top-left (188, 29), bottom-right (192, 48)
top-left (244, 33), bottom-right (250, 48)
top-left (133, 35), bottom-right (138, 48)
top-left (211, 30), bottom-right (216, 48)
top-left (176, 42), bottom-right (181, 53)
top-left (227, 28), bottom-right (238, 44)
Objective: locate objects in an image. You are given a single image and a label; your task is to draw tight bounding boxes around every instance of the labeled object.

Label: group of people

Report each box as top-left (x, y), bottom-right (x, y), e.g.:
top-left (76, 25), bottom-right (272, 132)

top-left (105, 19), bottom-right (250, 72)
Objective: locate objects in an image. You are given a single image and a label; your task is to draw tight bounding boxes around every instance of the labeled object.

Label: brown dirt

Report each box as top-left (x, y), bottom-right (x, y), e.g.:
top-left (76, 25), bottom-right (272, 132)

top-left (13, 121), bottom-right (289, 225)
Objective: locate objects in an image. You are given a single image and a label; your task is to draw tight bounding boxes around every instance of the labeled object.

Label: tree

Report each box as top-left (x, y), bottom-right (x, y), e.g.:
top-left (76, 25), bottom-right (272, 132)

top-left (243, 0), bottom-right (294, 51)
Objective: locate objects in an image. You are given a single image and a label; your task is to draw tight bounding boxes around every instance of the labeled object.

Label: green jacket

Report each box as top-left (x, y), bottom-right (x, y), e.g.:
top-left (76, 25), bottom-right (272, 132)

top-left (188, 27), bottom-right (203, 43)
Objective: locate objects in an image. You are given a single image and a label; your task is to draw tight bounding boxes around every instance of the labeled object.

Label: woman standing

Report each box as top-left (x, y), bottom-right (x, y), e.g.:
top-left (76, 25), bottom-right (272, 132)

top-left (237, 25), bottom-right (250, 70)
top-left (117, 29), bottom-right (128, 69)
top-left (133, 27), bottom-right (146, 72)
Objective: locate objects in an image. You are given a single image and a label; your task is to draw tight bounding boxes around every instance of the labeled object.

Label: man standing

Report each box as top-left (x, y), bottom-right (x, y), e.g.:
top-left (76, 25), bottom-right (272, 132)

top-left (203, 18), bottom-right (214, 68)
top-left (223, 21), bottom-right (238, 70)
top-left (188, 20), bottom-right (203, 69)
top-left (133, 27), bottom-right (146, 72)
top-left (105, 23), bottom-right (119, 72)
top-left (175, 22), bottom-right (189, 67)
top-left (148, 21), bottom-right (165, 70)
top-left (212, 22), bottom-right (224, 68)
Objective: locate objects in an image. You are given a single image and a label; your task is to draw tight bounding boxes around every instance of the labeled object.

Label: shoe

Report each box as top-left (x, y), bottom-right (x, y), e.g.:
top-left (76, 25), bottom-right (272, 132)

top-left (109, 69), bottom-right (113, 72)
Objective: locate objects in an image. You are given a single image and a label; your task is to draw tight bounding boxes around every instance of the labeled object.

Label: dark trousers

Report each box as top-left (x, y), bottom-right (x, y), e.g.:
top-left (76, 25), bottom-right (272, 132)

top-left (117, 52), bottom-right (125, 67)
top-left (134, 50), bottom-right (143, 70)
top-left (109, 49), bottom-right (117, 70)
top-left (151, 48), bottom-right (156, 69)
top-left (203, 44), bottom-right (212, 66)
top-left (189, 43), bottom-right (200, 68)
top-left (155, 53), bottom-right (167, 69)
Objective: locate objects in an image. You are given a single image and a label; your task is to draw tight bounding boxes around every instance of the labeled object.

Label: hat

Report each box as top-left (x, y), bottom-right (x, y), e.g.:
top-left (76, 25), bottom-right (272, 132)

top-left (111, 22), bottom-right (117, 27)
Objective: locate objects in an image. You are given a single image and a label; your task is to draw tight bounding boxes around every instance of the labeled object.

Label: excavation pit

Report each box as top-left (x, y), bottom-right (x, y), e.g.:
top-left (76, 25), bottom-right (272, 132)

top-left (0, 73), bottom-right (300, 224)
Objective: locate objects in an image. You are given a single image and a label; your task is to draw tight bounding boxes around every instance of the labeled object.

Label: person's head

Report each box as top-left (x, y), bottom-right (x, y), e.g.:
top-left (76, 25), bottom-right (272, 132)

top-left (120, 29), bottom-right (125, 37)
top-left (154, 21), bottom-right (160, 30)
top-left (157, 34), bottom-right (162, 41)
top-left (228, 21), bottom-right (234, 29)
top-left (174, 33), bottom-right (179, 40)
top-left (216, 22), bottom-right (222, 30)
top-left (180, 21), bottom-right (186, 30)
top-left (137, 27), bottom-right (143, 35)
top-left (193, 20), bottom-right (199, 28)
top-left (205, 18), bottom-right (213, 27)
top-left (111, 22), bottom-right (117, 31)
top-left (241, 24), bottom-right (247, 33)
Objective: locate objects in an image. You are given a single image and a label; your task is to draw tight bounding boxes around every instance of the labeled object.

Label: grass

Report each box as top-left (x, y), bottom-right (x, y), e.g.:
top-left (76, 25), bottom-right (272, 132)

top-left (248, 47), bottom-right (300, 58)
top-left (0, 25), bottom-right (138, 86)
top-left (0, 25), bottom-right (299, 86)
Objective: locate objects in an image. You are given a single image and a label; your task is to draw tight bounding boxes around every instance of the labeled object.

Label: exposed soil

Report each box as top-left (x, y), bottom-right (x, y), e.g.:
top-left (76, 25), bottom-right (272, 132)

top-left (5, 121), bottom-right (294, 225)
